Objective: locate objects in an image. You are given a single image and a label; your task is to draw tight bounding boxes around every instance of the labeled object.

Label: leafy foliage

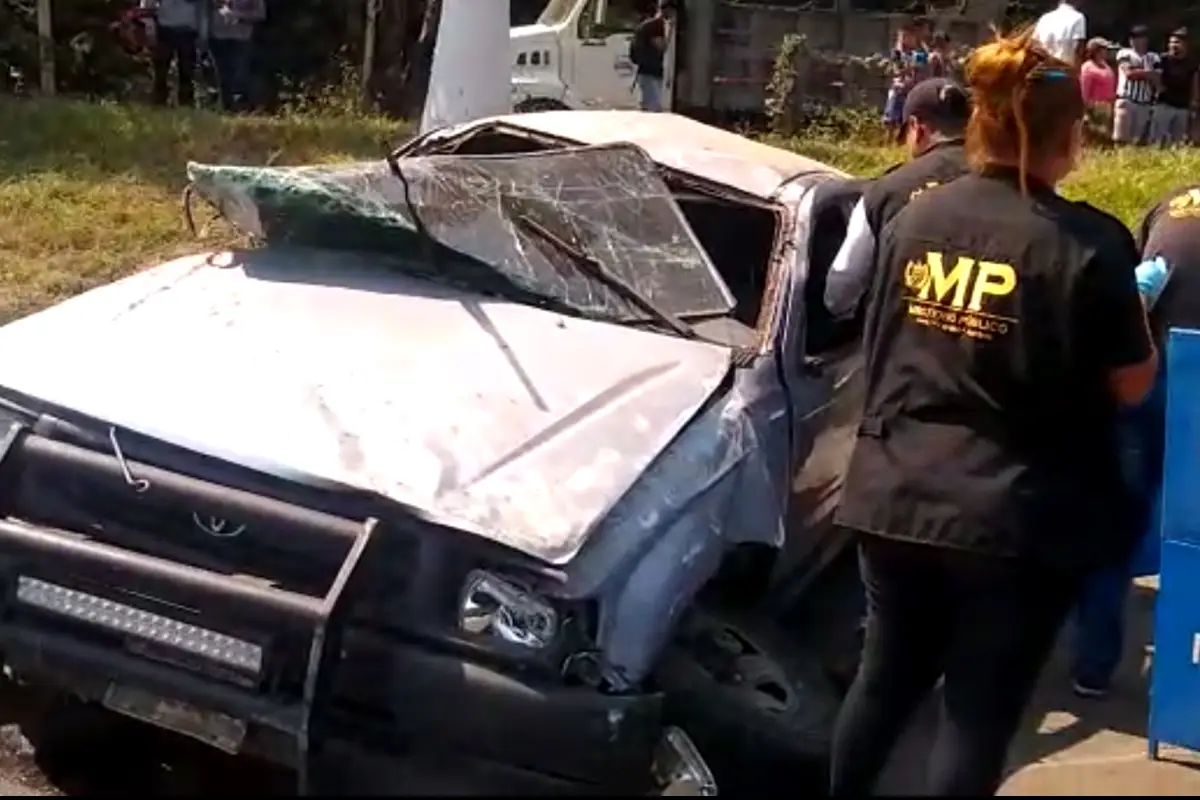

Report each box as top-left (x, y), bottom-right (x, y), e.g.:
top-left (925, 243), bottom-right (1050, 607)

top-left (764, 33), bottom-right (971, 137)
top-left (0, 0), bottom-right (423, 109)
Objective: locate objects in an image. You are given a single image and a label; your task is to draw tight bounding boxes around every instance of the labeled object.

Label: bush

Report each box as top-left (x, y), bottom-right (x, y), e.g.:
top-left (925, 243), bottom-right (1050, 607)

top-left (764, 33), bottom-right (972, 139)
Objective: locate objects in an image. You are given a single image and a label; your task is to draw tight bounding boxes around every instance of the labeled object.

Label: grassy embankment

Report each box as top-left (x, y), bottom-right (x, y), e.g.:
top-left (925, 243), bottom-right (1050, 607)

top-left (3, 95), bottom-right (1198, 322)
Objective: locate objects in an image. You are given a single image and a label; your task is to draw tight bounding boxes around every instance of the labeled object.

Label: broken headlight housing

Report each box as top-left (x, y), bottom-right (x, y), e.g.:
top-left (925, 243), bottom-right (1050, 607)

top-left (458, 570), bottom-right (559, 650)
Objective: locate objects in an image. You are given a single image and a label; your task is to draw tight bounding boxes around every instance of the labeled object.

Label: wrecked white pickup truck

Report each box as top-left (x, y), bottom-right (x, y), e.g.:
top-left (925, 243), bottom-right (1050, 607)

top-left (0, 111), bottom-right (868, 794)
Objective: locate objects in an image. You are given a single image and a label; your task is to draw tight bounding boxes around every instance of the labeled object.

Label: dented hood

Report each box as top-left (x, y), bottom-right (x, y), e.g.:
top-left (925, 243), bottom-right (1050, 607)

top-left (0, 250), bottom-right (732, 563)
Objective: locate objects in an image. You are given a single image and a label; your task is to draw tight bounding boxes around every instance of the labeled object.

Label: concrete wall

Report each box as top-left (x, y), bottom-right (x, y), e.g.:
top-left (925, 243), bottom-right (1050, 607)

top-left (683, 0), bottom-right (1006, 114)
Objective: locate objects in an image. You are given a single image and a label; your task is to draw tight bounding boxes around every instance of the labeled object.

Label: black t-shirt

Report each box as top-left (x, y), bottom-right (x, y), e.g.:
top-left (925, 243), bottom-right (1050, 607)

top-left (1138, 185), bottom-right (1200, 333)
top-left (631, 16), bottom-right (665, 77)
top-left (836, 167), bottom-right (1153, 571)
top-left (861, 140), bottom-right (969, 238)
top-left (1158, 55), bottom-right (1197, 109)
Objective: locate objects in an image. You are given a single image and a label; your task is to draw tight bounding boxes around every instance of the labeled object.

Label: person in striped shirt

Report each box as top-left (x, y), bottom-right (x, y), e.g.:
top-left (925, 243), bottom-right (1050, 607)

top-left (1113, 25), bottom-right (1162, 144)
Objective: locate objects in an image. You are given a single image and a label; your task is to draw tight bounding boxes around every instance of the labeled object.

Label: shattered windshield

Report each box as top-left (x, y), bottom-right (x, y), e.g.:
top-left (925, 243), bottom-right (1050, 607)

top-left (186, 144), bottom-right (735, 324)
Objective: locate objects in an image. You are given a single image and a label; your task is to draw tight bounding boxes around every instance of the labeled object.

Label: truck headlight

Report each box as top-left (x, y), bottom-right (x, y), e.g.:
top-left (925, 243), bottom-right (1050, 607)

top-left (458, 570), bottom-right (558, 650)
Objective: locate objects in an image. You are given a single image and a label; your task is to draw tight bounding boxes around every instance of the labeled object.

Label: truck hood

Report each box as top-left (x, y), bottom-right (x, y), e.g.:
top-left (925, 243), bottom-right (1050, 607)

top-left (0, 249), bottom-right (732, 564)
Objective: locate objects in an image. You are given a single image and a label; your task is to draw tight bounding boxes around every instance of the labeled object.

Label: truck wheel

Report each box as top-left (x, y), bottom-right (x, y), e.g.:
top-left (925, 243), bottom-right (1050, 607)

top-left (656, 610), bottom-right (839, 792)
top-left (513, 97), bottom-right (568, 113)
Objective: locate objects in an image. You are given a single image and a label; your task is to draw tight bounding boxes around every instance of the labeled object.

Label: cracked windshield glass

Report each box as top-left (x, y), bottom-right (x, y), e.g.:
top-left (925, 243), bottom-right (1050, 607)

top-left (186, 144), bottom-right (735, 324)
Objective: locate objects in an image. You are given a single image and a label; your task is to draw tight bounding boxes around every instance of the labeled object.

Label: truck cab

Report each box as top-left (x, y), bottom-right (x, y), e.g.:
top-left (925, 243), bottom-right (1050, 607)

top-left (510, 0), bottom-right (678, 112)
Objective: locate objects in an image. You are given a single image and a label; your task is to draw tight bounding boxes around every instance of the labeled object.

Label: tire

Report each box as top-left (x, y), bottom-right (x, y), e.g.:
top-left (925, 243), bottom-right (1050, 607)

top-left (656, 609), bottom-right (839, 792)
top-left (775, 543), bottom-right (866, 695)
top-left (513, 97), bottom-right (569, 113)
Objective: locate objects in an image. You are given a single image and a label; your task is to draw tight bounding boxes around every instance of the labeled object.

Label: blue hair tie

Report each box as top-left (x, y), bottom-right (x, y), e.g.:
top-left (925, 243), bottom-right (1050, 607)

top-left (1039, 68), bottom-right (1070, 79)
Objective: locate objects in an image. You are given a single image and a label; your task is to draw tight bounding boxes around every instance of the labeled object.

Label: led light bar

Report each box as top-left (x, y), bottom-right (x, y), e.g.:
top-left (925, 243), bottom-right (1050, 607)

top-left (15, 576), bottom-right (263, 674)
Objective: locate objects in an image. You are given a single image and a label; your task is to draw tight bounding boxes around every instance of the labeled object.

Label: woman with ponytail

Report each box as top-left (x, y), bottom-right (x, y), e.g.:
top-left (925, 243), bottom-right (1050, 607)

top-left (829, 27), bottom-right (1159, 796)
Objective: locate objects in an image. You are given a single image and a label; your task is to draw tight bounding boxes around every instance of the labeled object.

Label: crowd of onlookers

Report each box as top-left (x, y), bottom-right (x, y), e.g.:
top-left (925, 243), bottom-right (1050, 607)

top-left (883, 2), bottom-right (1200, 147)
top-left (881, 17), bottom-right (956, 142)
top-left (1033, 2), bottom-right (1197, 145)
top-left (119, 0), bottom-right (266, 113)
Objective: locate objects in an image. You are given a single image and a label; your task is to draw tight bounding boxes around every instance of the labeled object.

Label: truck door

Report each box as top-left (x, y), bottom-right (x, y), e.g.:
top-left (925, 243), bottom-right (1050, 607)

top-left (570, 0), bottom-right (646, 109)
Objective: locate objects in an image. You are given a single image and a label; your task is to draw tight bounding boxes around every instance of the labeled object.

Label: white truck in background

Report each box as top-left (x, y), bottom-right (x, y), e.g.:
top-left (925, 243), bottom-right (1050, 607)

top-left (509, 0), bottom-right (1006, 118)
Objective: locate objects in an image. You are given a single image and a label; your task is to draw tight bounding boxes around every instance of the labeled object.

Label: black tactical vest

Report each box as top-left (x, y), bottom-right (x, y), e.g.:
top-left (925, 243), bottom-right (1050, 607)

top-left (836, 168), bottom-right (1146, 571)
top-left (861, 140), bottom-right (969, 238)
top-left (1138, 185), bottom-right (1200, 334)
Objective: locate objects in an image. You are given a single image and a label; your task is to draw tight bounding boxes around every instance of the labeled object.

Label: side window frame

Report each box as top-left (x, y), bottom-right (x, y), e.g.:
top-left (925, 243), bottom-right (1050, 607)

top-left (801, 180), bottom-right (866, 357)
top-left (577, 0), bottom-right (604, 39)
top-left (578, 0), bottom-right (642, 39)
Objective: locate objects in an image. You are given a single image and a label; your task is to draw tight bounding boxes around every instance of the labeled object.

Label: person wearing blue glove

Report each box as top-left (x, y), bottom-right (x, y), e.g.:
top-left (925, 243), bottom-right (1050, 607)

top-left (1071, 183), bottom-right (1200, 699)
top-left (1072, 255), bottom-right (1170, 698)
top-left (1136, 256), bottom-right (1172, 306)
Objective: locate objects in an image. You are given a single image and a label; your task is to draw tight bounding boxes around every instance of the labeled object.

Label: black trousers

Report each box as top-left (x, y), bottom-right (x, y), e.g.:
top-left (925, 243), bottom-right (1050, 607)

top-left (151, 25), bottom-right (197, 107)
top-left (208, 38), bottom-right (253, 112)
top-left (830, 535), bottom-right (1082, 796)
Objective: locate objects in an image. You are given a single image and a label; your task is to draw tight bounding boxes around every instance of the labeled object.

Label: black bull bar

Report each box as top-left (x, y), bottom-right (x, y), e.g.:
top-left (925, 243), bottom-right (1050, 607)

top-left (0, 422), bottom-right (378, 794)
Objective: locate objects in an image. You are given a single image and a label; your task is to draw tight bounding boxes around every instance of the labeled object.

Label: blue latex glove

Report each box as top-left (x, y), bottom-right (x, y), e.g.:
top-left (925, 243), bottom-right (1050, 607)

top-left (1135, 256), bottom-right (1171, 308)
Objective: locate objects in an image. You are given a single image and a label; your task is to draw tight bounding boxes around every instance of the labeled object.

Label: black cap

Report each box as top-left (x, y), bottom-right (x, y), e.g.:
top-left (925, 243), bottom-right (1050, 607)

top-left (1131, 24), bottom-right (1149, 38)
top-left (902, 78), bottom-right (971, 129)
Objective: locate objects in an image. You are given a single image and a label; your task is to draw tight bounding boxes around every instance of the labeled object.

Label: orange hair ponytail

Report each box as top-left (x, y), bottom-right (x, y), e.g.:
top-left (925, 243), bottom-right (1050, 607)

top-left (965, 26), bottom-right (1085, 193)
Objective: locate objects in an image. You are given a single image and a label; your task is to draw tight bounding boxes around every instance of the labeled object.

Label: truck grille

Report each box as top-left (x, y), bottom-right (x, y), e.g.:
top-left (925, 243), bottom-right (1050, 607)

top-left (0, 423), bottom-right (381, 793)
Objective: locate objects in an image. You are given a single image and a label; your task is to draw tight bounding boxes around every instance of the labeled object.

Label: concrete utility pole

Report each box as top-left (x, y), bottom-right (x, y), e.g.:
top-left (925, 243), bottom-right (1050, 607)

top-left (37, 0), bottom-right (55, 95)
top-left (361, 0), bottom-right (379, 111)
top-left (419, 0), bottom-right (512, 133)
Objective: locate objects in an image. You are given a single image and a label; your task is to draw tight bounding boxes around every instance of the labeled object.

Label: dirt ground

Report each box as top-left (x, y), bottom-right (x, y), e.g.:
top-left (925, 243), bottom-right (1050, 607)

top-left (879, 577), bottom-right (1200, 796)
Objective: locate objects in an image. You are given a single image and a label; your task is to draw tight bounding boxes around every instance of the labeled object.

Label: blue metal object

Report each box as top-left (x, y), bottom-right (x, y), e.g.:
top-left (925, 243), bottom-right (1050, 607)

top-left (1149, 328), bottom-right (1200, 759)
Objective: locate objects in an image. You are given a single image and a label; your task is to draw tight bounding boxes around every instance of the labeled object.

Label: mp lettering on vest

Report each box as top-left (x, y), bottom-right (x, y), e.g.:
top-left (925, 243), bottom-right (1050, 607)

top-left (903, 250), bottom-right (1018, 340)
top-left (1168, 188), bottom-right (1200, 220)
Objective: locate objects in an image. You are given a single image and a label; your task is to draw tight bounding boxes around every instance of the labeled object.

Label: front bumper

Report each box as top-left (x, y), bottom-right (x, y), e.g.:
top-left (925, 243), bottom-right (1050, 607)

top-left (0, 426), bottom-right (718, 794)
top-left (322, 627), bottom-right (715, 794)
top-left (4, 626), bottom-right (718, 795)
top-left (309, 723), bottom-right (716, 795)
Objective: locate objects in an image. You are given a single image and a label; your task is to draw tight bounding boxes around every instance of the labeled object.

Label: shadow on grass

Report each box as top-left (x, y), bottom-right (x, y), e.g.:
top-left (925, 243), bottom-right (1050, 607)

top-left (0, 96), bottom-right (410, 188)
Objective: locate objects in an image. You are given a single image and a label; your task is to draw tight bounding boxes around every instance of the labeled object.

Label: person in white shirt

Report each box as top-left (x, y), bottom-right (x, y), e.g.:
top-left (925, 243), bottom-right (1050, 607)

top-left (1033, 0), bottom-right (1087, 65)
top-left (1114, 25), bottom-right (1162, 144)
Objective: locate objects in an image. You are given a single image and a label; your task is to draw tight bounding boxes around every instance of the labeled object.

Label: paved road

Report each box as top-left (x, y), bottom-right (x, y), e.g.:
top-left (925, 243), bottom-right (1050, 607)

top-left (880, 577), bottom-right (1200, 796)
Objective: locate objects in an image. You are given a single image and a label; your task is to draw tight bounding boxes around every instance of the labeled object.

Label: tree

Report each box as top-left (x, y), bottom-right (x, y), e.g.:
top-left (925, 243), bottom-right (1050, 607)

top-left (370, 0), bottom-right (442, 117)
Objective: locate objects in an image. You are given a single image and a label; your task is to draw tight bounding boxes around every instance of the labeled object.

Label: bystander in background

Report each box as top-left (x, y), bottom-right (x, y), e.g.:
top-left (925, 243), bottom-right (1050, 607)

top-left (882, 19), bottom-right (932, 143)
top-left (1114, 25), bottom-right (1161, 145)
top-left (1080, 37), bottom-right (1117, 142)
top-left (206, 0), bottom-right (266, 113)
top-left (1152, 28), bottom-right (1198, 145)
top-left (140, 0), bottom-right (200, 107)
top-left (1033, 0), bottom-right (1087, 64)
top-left (630, 0), bottom-right (672, 111)
top-left (928, 30), bottom-right (951, 78)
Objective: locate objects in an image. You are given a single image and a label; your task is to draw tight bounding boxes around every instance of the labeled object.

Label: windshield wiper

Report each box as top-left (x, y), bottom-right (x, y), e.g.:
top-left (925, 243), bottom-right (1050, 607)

top-left (510, 214), bottom-right (698, 340)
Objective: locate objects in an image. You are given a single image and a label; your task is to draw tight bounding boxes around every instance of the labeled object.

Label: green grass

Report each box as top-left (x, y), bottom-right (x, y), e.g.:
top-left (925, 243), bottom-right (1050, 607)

top-left (0, 97), bottom-right (403, 323)
top-left (2, 95), bottom-right (1197, 322)
top-left (774, 136), bottom-right (1198, 224)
